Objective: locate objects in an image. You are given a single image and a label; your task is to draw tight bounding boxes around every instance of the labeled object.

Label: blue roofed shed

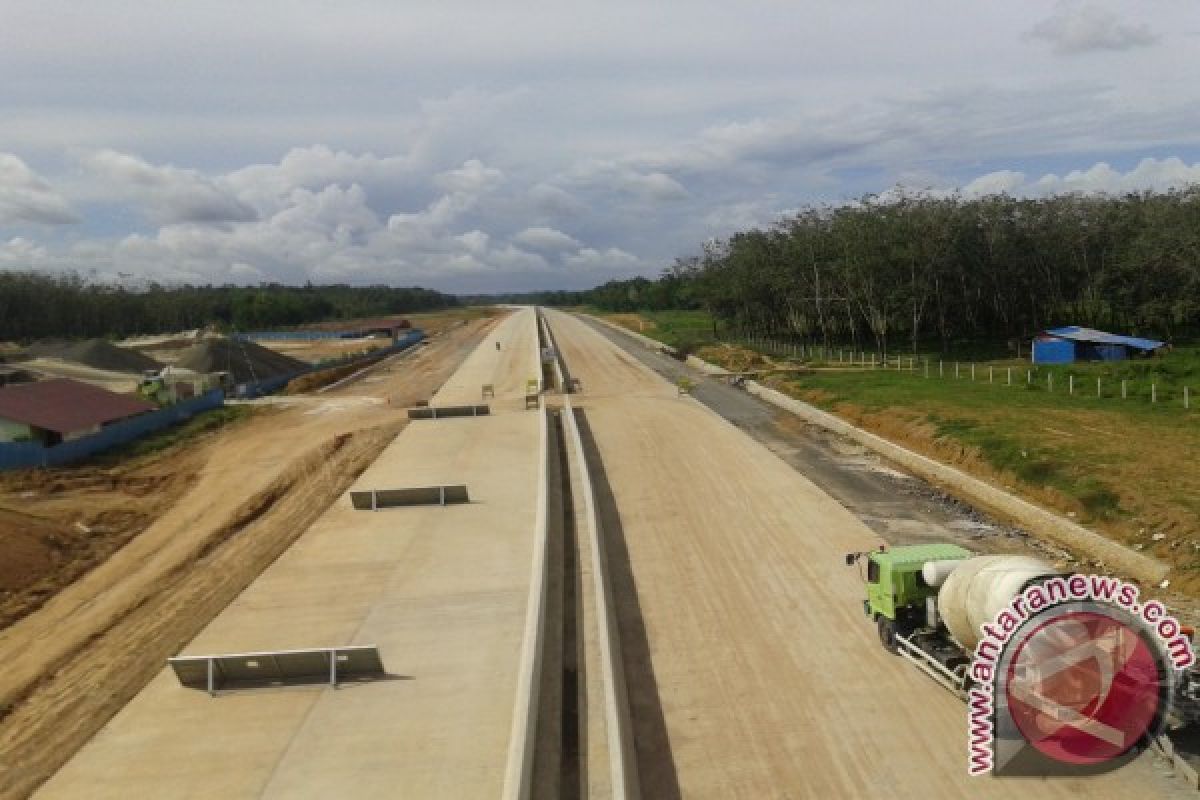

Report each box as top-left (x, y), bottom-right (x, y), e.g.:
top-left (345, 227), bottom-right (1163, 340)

top-left (1032, 326), bottom-right (1165, 364)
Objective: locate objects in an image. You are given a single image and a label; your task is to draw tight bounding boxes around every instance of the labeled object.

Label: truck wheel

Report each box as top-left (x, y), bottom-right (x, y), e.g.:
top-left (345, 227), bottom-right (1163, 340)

top-left (877, 617), bottom-right (899, 655)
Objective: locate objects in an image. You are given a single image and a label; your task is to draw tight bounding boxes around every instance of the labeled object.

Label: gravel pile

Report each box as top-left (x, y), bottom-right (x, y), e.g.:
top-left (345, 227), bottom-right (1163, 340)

top-left (25, 338), bottom-right (162, 373)
top-left (175, 338), bottom-right (307, 383)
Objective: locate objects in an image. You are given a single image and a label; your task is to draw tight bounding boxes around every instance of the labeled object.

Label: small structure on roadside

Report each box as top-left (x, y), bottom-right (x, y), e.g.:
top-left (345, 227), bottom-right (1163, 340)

top-left (0, 378), bottom-right (155, 445)
top-left (1032, 326), bottom-right (1165, 364)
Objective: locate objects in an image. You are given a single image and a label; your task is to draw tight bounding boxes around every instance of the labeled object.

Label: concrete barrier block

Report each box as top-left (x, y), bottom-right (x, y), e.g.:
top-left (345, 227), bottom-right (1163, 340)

top-left (350, 485), bottom-right (469, 509)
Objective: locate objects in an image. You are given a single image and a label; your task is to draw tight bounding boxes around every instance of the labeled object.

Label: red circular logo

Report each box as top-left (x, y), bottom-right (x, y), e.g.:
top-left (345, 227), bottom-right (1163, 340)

top-left (1005, 610), bottom-right (1162, 765)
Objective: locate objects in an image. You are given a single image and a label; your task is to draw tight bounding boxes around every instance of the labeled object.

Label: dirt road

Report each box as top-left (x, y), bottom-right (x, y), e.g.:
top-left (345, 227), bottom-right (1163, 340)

top-left (545, 309), bottom-right (1185, 799)
top-left (35, 309), bottom-right (544, 799)
top-left (0, 315), bottom-right (499, 798)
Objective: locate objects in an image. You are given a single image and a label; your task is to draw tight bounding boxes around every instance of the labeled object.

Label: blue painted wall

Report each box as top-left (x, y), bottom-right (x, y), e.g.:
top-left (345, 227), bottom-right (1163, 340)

top-left (0, 389), bottom-right (225, 471)
top-left (1032, 338), bottom-right (1075, 364)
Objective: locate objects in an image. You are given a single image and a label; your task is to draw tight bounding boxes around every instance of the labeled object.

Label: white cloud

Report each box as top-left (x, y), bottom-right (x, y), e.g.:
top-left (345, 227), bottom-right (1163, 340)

top-left (962, 170), bottom-right (1027, 197)
top-left (434, 159), bottom-right (504, 195)
top-left (1027, 3), bottom-right (1158, 55)
top-left (513, 226), bottom-right (581, 252)
top-left (81, 149), bottom-right (256, 225)
top-left (567, 161), bottom-right (689, 202)
top-left (5, 3), bottom-right (1200, 291)
top-left (564, 247), bottom-right (639, 272)
top-left (0, 154), bottom-right (78, 225)
top-left (964, 157), bottom-right (1200, 197)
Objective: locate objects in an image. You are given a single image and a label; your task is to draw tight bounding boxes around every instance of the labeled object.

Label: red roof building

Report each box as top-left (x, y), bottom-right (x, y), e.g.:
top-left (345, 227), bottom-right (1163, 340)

top-left (0, 378), bottom-right (155, 445)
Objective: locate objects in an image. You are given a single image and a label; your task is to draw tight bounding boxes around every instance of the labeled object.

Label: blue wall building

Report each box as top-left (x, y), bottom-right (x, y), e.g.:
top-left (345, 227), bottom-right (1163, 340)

top-left (1032, 326), bottom-right (1164, 364)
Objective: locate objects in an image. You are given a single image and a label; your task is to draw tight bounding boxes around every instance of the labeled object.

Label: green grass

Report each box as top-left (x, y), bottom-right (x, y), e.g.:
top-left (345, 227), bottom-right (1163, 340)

top-left (93, 405), bottom-right (254, 463)
top-left (777, 360), bottom-right (1197, 524)
top-left (588, 308), bottom-right (719, 349)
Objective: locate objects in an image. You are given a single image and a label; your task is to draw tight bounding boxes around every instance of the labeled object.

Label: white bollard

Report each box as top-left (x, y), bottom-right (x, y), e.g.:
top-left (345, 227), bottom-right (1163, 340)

top-left (1007, 367), bottom-right (1012, 386)
top-left (1069, 374), bottom-right (1074, 395)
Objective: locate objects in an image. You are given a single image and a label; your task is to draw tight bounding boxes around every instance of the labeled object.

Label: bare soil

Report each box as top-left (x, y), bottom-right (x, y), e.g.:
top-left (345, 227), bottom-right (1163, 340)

top-left (0, 438), bottom-right (206, 628)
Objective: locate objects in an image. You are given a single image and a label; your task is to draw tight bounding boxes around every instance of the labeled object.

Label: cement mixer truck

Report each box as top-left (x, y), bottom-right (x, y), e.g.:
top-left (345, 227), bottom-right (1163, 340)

top-left (846, 543), bottom-right (1073, 697)
top-left (848, 543), bottom-right (1200, 730)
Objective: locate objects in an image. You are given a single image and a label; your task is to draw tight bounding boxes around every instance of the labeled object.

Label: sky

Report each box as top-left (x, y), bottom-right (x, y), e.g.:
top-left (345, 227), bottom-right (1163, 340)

top-left (2, 0), bottom-right (1200, 293)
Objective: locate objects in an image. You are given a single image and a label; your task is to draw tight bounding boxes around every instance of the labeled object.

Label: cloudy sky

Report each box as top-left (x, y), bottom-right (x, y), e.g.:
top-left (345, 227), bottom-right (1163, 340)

top-left (1, 1), bottom-right (1199, 293)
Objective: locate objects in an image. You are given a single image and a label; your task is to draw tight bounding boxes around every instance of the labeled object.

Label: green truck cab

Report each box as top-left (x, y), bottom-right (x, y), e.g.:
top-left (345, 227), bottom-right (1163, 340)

top-left (847, 543), bottom-right (970, 652)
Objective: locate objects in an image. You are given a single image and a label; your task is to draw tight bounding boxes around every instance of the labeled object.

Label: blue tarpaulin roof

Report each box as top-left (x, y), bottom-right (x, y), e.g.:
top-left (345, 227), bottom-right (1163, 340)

top-left (1043, 326), bottom-right (1164, 352)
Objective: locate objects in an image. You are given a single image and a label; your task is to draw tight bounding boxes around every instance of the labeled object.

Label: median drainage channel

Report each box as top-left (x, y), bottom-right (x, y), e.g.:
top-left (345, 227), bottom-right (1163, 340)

top-left (520, 309), bottom-right (638, 800)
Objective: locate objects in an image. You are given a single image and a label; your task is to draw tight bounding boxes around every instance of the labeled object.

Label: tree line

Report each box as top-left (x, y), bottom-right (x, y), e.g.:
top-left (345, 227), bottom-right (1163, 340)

top-left (0, 272), bottom-right (457, 341)
top-left (536, 189), bottom-right (1200, 354)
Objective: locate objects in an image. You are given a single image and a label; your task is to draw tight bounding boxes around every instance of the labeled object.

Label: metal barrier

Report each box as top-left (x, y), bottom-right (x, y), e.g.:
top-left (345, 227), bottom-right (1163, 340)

top-left (407, 405), bottom-right (490, 420)
top-left (169, 645), bottom-right (384, 695)
top-left (349, 485), bottom-right (469, 509)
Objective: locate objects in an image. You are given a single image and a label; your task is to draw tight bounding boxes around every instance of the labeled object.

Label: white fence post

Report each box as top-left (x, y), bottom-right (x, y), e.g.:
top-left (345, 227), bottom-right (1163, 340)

top-left (971, 363), bottom-right (976, 380)
top-left (1007, 367), bottom-right (1012, 386)
top-left (1069, 375), bottom-right (1074, 395)
top-left (1096, 377), bottom-right (1101, 398)
top-left (989, 366), bottom-right (993, 383)
top-left (1122, 379), bottom-right (1127, 399)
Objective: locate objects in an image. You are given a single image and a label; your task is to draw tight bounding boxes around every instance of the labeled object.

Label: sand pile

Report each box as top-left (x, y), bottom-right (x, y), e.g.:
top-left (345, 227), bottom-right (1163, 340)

top-left (25, 339), bottom-right (162, 373)
top-left (175, 338), bottom-right (307, 383)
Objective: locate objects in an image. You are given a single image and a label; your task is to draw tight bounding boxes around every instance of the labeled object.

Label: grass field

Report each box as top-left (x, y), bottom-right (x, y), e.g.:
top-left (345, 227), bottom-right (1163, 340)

top-left (595, 309), bottom-right (1200, 591)
top-left (587, 308), bottom-right (719, 349)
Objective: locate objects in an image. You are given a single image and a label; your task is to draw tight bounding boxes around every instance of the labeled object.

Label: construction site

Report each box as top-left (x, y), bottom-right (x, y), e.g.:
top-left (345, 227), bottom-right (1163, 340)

top-left (0, 306), bottom-right (1198, 799)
